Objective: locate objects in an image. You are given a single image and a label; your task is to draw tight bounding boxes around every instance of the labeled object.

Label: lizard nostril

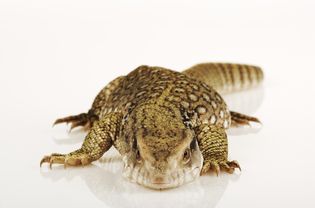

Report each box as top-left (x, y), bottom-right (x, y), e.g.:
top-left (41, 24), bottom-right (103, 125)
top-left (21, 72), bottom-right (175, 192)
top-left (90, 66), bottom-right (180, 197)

top-left (152, 177), bottom-right (166, 184)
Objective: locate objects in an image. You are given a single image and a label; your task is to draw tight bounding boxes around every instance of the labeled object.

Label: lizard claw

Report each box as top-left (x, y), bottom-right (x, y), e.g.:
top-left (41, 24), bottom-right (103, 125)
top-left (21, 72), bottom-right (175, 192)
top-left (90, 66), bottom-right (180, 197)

top-left (40, 152), bottom-right (91, 168)
top-left (40, 153), bottom-right (66, 168)
top-left (230, 111), bottom-right (261, 128)
top-left (201, 160), bottom-right (241, 175)
top-left (219, 160), bottom-right (241, 173)
top-left (69, 120), bottom-right (86, 132)
top-left (227, 160), bottom-right (241, 171)
top-left (201, 161), bottom-right (220, 175)
top-left (201, 162), bottom-right (211, 174)
top-left (53, 110), bottom-right (98, 132)
top-left (40, 156), bottom-right (50, 167)
top-left (213, 163), bottom-right (220, 176)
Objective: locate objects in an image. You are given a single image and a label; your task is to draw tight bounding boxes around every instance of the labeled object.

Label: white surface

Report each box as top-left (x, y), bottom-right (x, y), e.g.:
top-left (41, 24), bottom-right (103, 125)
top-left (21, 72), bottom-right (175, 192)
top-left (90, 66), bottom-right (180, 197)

top-left (1, 0), bottom-right (315, 207)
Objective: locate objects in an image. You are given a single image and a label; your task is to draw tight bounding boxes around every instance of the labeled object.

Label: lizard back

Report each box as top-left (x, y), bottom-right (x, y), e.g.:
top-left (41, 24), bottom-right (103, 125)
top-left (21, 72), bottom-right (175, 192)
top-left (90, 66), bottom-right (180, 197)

top-left (98, 65), bottom-right (231, 129)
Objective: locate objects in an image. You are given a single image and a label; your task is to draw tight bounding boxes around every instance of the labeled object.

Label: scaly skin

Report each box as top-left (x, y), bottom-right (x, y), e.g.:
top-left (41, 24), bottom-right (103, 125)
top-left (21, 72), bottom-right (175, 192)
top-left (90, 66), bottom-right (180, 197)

top-left (41, 63), bottom-right (263, 189)
top-left (41, 112), bottom-right (122, 167)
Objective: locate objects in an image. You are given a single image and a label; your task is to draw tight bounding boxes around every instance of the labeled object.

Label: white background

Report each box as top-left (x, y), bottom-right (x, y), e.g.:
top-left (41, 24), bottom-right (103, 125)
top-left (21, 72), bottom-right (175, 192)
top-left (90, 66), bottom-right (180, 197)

top-left (1, 0), bottom-right (315, 207)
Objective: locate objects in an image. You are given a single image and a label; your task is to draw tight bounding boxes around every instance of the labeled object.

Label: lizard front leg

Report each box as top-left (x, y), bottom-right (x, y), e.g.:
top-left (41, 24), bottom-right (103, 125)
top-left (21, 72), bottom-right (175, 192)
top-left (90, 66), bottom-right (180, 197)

top-left (196, 124), bottom-right (240, 175)
top-left (41, 112), bottom-right (122, 168)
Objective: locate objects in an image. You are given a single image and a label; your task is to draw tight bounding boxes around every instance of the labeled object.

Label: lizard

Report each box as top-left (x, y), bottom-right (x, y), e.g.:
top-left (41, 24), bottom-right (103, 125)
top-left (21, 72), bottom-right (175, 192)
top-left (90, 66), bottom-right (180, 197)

top-left (40, 63), bottom-right (263, 189)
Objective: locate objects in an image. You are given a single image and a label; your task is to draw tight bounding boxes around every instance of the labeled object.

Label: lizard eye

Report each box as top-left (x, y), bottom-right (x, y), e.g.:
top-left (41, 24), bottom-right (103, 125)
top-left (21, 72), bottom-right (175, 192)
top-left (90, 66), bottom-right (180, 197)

top-left (136, 149), bottom-right (141, 162)
top-left (183, 148), bottom-right (191, 164)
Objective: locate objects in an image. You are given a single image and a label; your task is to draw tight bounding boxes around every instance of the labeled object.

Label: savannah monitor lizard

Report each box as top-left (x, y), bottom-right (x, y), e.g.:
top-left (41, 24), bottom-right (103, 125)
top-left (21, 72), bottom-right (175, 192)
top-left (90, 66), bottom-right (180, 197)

top-left (40, 63), bottom-right (263, 189)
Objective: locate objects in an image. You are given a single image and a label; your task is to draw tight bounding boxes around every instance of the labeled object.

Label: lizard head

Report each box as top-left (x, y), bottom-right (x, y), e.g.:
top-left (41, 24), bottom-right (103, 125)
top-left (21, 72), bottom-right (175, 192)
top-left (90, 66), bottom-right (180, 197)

top-left (122, 103), bottom-right (203, 189)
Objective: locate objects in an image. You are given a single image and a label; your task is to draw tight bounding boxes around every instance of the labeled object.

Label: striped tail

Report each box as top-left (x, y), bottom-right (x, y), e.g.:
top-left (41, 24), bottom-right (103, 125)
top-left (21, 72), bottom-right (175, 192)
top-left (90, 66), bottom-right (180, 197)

top-left (182, 63), bottom-right (264, 94)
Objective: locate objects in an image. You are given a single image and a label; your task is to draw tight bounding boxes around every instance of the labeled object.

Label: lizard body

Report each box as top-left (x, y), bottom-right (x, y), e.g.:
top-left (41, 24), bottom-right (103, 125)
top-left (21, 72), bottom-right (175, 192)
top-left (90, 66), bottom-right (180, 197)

top-left (41, 63), bottom-right (263, 189)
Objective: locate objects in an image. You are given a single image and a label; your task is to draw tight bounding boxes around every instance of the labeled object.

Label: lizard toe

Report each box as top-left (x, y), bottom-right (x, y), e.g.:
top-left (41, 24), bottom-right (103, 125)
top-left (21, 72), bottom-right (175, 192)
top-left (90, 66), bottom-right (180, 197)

top-left (40, 154), bottom-right (66, 168)
top-left (53, 110), bottom-right (98, 132)
top-left (201, 162), bottom-right (211, 175)
top-left (65, 154), bottom-right (91, 166)
top-left (201, 161), bottom-right (221, 176)
top-left (202, 160), bottom-right (241, 175)
top-left (227, 160), bottom-right (241, 171)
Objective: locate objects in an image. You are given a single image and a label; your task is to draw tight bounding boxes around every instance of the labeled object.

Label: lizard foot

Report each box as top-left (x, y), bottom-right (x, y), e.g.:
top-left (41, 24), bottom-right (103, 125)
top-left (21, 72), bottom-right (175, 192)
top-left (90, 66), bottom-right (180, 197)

top-left (53, 110), bottom-right (98, 132)
top-left (201, 160), bottom-right (241, 175)
top-left (40, 151), bottom-right (91, 168)
top-left (230, 111), bottom-right (261, 127)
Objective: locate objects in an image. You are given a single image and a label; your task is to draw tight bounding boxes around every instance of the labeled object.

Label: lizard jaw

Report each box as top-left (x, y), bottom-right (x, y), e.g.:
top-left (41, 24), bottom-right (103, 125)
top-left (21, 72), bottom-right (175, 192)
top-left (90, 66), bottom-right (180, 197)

top-left (143, 167), bottom-right (202, 190)
top-left (122, 164), bottom-right (201, 189)
top-left (121, 149), bottom-right (203, 189)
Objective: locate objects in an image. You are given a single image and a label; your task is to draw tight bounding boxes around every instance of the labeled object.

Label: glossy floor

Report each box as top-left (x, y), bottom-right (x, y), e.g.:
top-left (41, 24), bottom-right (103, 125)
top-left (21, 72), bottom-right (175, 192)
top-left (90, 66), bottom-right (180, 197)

top-left (1, 1), bottom-right (315, 207)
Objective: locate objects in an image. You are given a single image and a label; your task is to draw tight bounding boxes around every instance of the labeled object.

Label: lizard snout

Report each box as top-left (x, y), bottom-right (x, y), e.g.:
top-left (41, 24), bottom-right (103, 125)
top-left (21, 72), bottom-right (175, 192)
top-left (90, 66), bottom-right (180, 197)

top-left (151, 176), bottom-right (170, 184)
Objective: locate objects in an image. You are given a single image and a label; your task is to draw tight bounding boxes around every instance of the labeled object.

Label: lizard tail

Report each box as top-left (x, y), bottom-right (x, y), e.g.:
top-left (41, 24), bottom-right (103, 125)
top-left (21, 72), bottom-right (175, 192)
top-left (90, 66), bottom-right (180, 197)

top-left (182, 63), bottom-right (264, 94)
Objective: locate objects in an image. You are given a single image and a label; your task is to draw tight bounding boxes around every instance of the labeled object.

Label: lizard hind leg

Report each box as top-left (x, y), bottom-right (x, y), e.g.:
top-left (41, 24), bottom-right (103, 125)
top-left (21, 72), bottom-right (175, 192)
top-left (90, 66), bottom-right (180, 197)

top-left (230, 111), bottom-right (261, 128)
top-left (53, 109), bottom-right (98, 132)
top-left (53, 76), bottom-right (125, 132)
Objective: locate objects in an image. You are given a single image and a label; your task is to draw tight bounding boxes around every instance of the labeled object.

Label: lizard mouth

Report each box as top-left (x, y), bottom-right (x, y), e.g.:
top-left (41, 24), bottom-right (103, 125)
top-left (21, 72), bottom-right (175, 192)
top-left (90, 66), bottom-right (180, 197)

top-left (122, 160), bottom-right (202, 189)
top-left (147, 167), bottom-right (201, 189)
top-left (121, 141), bottom-right (203, 189)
